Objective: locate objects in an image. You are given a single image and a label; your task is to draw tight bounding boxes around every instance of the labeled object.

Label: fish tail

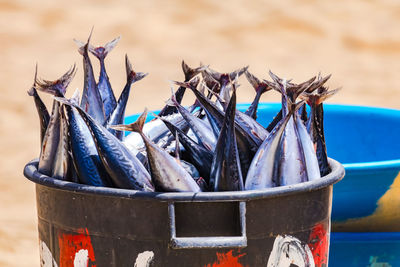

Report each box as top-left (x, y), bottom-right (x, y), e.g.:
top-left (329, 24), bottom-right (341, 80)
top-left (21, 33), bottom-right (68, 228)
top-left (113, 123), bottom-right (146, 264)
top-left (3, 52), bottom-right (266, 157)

top-left (36, 64), bottom-right (77, 97)
top-left (125, 54), bottom-right (148, 83)
top-left (73, 27), bottom-right (94, 55)
top-left (89, 36), bottom-right (121, 60)
top-left (182, 61), bottom-right (206, 81)
top-left (111, 108), bottom-right (148, 134)
top-left (173, 76), bottom-right (200, 91)
top-left (245, 70), bottom-right (270, 94)
top-left (27, 63), bottom-right (39, 96)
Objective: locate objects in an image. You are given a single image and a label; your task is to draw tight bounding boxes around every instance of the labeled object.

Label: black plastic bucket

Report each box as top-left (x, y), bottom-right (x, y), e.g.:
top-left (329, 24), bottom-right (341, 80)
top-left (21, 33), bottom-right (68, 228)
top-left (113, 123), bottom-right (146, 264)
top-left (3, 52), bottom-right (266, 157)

top-left (24, 158), bottom-right (344, 267)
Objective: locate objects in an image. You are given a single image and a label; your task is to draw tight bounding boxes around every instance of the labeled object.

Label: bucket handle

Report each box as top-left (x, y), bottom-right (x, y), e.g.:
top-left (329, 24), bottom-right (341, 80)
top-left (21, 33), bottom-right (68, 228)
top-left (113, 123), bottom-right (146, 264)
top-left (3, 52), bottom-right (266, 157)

top-left (168, 201), bottom-right (247, 249)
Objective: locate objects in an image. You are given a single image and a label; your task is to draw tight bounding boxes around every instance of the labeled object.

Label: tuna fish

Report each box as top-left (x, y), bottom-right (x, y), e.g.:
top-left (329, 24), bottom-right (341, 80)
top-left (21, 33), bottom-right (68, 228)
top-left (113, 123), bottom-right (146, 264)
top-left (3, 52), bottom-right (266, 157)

top-left (60, 99), bottom-right (154, 191)
top-left (36, 66), bottom-right (76, 177)
top-left (105, 55), bottom-right (147, 140)
top-left (112, 110), bottom-right (201, 192)
top-left (89, 36), bottom-right (121, 118)
top-left (74, 31), bottom-right (106, 124)
top-left (210, 87), bottom-right (244, 191)
top-left (27, 64), bottom-right (50, 145)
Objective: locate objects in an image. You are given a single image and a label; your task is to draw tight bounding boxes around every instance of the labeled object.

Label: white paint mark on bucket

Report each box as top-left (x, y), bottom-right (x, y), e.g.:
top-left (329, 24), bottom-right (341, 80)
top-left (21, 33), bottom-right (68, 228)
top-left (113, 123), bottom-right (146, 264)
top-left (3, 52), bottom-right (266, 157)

top-left (267, 235), bottom-right (315, 267)
top-left (73, 249), bottom-right (89, 267)
top-left (134, 251), bottom-right (155, 267)
top-left (39, 240), bottom-right (58, 267)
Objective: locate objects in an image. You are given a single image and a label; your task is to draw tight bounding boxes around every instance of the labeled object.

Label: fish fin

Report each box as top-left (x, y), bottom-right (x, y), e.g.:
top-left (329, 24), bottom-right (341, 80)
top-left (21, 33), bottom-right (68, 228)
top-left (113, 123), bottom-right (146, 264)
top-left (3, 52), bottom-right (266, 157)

top-left (306, 74), bottom-right (332, 93)
top-left (301, 87), bottom-right (340, 106)
top-left (70, 88), bottom-right (81, 106)
top-left (202, 70), bottom-right (220, 95)
top-left (245, 70), bottom-right (263, 92)
top-left (110, 108), bottom-right (148, 133)
top-left (173, 76), bottom-right (200, 91)
top-left (89, 36), bottom-right (121, 59)
top-left (229, 66), bottom-right (249, 81)
top-left (36, 65), bottom-right (76, 97)
top-left (182, 61), bottom-right (207, 81)
top-left (73, 28), bottom-right (94, 55)
top-left (268, 70), bottom-right (284, 84)
top-left (27, 63), bottom-right (39, 96)
top-left (125, 54), bottom-right (148, 83)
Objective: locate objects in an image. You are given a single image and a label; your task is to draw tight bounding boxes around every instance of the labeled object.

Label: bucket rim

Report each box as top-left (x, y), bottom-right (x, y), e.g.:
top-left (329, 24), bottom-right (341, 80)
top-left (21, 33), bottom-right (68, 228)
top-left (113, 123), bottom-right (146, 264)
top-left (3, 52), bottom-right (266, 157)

top-left (23, 158), bottom-right (344, 202)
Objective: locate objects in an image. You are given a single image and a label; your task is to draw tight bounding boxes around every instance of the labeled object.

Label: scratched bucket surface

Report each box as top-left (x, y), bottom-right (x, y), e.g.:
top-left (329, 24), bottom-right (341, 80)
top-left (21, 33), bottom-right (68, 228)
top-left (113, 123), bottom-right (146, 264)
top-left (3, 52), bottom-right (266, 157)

top-left (24, 158), bottom-right (343, 267)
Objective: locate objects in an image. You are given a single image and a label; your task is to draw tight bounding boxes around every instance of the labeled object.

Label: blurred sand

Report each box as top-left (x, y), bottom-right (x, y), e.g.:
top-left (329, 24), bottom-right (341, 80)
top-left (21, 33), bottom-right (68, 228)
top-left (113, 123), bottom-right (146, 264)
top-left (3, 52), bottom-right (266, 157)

top-left (1, 0), bottom-right (400, 265)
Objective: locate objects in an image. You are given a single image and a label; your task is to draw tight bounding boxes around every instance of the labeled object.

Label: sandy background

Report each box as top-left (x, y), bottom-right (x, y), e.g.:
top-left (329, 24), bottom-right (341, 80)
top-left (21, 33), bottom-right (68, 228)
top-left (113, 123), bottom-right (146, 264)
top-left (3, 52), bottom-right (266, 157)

top-left (1, 0), bottom-right (400, 266)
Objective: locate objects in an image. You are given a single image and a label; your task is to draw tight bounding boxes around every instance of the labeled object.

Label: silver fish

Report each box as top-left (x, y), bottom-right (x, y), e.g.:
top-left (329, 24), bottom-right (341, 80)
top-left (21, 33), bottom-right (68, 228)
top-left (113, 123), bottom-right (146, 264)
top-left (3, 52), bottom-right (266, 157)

top-left (89, 36), bottom-right (120, 118)
top-left (105, 55), bottom-right (147, 140)
top-left (64, 100), bottom-right (154, 191)
top-left (74, 30), bottom-right (106, 124)
top-left (112, 110), bottom-right (201, 192)
top-left (36, 66), bottom-right (76, 176)
top-left (245, 104), bottom-right (295, 190)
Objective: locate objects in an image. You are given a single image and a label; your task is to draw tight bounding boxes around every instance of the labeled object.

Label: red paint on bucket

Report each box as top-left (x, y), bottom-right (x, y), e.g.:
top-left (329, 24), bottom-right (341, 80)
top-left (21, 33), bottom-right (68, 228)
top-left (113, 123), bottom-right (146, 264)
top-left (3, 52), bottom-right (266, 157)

top-left (205, 250), bottom-right (247, 267)
top-left (308, 223), bottom-right (328, 267)
top-left (58, 228), bottom-right (96, 267)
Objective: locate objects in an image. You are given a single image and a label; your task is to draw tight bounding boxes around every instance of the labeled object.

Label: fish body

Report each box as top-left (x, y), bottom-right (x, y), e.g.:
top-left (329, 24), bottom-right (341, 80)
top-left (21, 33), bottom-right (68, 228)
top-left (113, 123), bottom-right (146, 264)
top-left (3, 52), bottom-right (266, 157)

top-left (245, 110), bottom-right (293, 190)
top-left (89, 37), bottom-right (120, 118)
top-left (170, 90), bottom-right (217, 152)
top-left (210, 89), bottom-right (244, 191)
top-left (36, 66), bottom-right (76, 176)
top-left (295, 112), bottom-right (320, 181)
top-left (75, 35), bottom-right (106, 124)
top-left (28, 87), bottom-right (50, 145)
top-left (67, 101), bottom-right (154, 191)
top-left (112, 111), bottom-right (201, 192)
top-left (277, 116), bottom-right (308, 186)
top-left (161, 118), bottom-right (213, 181)
top-left (302, 83), bottom-right (339, 177)
top-left (51, 105), bottom-right (72, 181)
top-left (38, 101), bottom-right (61, 176)
top-left (63, 102), bottom-right (110, 186)
top-left (105, 55), bottom-right (147, 140)
top-left (177, 78), bottom-right (259, 178)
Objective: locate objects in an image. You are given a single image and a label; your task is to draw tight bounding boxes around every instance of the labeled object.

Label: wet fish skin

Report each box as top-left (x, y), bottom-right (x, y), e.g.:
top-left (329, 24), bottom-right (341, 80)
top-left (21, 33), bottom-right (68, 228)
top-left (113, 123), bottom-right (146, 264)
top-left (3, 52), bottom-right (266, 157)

top-left (160, 118), bottom-right (213, 181)
top-left (112, 110), bottom-right (201, 192)
top-left (63, 100), bottom-right (154, 191)
top-left (74, 31), bottom-right (106, 124)
top-left (210, 88), bottom-right (244, 191)
top-left (36, 66), bottom-right (76, 176)
top-left (61, 100), bottom-right (111, 187)
top-left (105, 55), bottom-right (148, 140)
top-left (277, 114), bottom-right (308, 186)
top-left (169, 85), bottom-right (217, 152)
top-left (38, 100), bottom-right (61, 176)
top-left (294, 111), bottom-right (320, 181)
top-left (245, 106), bottom-right (294, 190)
top-left (27, 65), bottom-right (50, 145)
top-left (89, 36), bottom-right (120, 118)
top-left (51, 104), bottom-right (72, 181)
top-left (176, 78), bottom-right (259, 178)
top-left (123, 112), bottom-right (186, 158)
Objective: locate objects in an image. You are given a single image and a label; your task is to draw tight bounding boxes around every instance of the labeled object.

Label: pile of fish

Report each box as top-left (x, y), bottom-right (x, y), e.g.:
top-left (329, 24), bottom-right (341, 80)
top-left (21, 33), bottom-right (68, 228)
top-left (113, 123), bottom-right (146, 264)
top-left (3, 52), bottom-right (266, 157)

top-left (29, 34), bottom-right (339, 193)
